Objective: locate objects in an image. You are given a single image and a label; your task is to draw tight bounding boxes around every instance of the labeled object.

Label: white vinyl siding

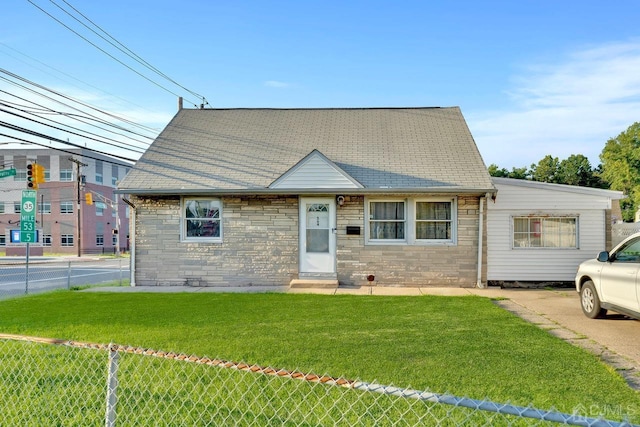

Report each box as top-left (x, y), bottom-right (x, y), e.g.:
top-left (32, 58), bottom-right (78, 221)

top-left (487, 179), bottom-right (618, 281)
top-left (270, 151), bottom-right (362, 189)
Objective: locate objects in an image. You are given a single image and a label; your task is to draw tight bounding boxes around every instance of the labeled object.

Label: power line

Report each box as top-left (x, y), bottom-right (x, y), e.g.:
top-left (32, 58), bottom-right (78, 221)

top-left (0, 133), bottom-right (134, 167)
top-left (54, 0), bottom-right (207, 104)
top-left (0, 68), bottom-right (158, 136)
top-left (0, 105), bottom-right (146, 155)
top-left (27, 0), bottom-right (205, 107)
top-left (0, 86), bottom-right (152, 154)
top-left (0, 41), bottom-right (165, 119)
top-left (0, 98), bottom-right (151, 152)
top-left (0, 124), bottom-right (137, 163)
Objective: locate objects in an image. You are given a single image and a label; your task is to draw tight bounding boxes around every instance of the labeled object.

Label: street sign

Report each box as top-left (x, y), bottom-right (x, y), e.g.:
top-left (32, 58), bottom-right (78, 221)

top-left (0, 168), bottom-right (16, 179)
top-left (20, 190), bottom-right (37, 243)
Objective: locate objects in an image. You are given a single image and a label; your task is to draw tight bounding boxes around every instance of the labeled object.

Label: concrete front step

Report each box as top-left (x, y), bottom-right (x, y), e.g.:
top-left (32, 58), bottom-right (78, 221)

top-left (289, 279), bottom-right (339, 289)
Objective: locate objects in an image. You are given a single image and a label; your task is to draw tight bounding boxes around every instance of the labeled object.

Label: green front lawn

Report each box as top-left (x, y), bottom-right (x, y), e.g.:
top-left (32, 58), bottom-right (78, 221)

top-left (0, 291), bottom-right (638, 421)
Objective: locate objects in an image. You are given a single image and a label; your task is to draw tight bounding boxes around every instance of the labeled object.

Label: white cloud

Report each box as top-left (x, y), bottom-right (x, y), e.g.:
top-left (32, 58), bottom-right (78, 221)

top-left (468, 40), bottom-right (640, 168)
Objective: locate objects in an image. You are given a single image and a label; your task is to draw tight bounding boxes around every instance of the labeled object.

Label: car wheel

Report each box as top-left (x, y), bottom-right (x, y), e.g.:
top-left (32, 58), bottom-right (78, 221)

top-left (580, 281), bottom-right (607, 319)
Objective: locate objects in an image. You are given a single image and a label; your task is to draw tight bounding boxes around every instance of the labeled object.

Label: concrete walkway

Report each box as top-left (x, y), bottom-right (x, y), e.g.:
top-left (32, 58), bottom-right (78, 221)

top-left (87, 284), bottom-right (640, 389)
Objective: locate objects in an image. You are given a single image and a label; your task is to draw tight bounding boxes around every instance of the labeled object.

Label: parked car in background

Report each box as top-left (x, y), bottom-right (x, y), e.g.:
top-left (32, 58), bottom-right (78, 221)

top-left (575, 232), bottom-right (640, 320)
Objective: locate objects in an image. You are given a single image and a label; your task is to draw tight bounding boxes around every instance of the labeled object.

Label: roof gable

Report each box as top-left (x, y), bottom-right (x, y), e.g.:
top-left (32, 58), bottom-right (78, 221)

top-left (270, 150), bottom-right (363, 189)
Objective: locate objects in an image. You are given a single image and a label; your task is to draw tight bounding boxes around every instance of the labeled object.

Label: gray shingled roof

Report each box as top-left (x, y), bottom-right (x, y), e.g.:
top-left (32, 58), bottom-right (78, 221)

top-left (117, 107), bottom-right (495, 195)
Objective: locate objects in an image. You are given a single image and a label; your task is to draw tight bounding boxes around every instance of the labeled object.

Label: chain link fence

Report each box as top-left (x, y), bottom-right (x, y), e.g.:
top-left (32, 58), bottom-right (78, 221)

top-left (0, 333), bottom-right (636, 426)
top-left (0, 257), bottom-right (129, 299)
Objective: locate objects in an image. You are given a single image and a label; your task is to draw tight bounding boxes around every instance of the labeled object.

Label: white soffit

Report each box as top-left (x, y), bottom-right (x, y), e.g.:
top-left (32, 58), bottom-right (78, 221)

top-left (269, 149), bottom-right (363, 189)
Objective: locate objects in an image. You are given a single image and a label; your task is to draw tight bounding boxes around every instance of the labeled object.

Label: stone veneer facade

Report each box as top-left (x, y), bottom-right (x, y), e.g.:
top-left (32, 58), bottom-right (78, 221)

top-left (130, 194), bottom-right (486, 287)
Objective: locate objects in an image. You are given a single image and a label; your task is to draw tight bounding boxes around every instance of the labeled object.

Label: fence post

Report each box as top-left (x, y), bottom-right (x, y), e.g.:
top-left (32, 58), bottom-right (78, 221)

top-left (105, 344), bottom-right (119, 427)
top-left (119, 258), bottom-right (122, 287)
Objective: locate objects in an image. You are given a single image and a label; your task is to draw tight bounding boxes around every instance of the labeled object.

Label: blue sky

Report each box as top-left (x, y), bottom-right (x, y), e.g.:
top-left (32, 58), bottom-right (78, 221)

top-left (2, 1), bottom-right (640, 168)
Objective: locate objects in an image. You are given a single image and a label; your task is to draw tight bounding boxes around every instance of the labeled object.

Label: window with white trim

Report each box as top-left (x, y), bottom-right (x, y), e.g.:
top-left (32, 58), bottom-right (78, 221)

top-left (60, 169), bottom-right (73, 181)
top-left (416, 200), bottom-right (455, 242)
top-left (513, 216), bottom-right (578, 248)
top-left (60, 201), bottom-right (74, 214)
top-left (96, 234), bottom-right (104, 246)
top-left (368, 201), bottom-right (405, 241)
top-left (43, 234), bottom-right (52, 246)
top-left (182, 198), bottom-right (222, 241)
top-left (366, 197), bottom-right (457, 245)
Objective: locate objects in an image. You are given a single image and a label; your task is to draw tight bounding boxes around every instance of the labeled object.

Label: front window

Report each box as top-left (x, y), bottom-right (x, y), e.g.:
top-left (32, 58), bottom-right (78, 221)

top-left (43, 234), bottom-right (52, 246)
top-left (366, 197), bottom-right (458, 245)
top-left (96, 173), bottom-right (103, 184)
top-left (369, 201), bottom-right (405, 241)
top-left (513, 217), bottom-right (578, 248)
top-left (14, 202), bottom-right (21, 213)
top-left (96, 234), bottom-right (104, 246)
top-left (183, 198), bottom-right (222, 241)
top-left (416, 201), bottom-right (453, 241)
top-left (0, 202), bottom-right (4, 214)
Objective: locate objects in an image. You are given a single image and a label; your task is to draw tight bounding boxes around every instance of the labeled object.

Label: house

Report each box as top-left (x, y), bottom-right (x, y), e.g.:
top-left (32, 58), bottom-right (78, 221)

top-left (487, 177), bottom-right (624, 285)
top-left (0, 148), bottom-right (132, 255)
top-left (116, 107), bottom-right (496, 288)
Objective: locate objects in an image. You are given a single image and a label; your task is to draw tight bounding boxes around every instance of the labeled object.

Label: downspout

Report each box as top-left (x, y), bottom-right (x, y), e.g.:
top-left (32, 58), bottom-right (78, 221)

top-left (122, 197), bottom-right (136, 287)
top-left (476, 195), bottom-right (486, 288)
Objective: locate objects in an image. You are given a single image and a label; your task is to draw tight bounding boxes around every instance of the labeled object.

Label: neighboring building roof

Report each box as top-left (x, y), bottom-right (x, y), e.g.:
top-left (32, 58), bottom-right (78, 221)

top-left (118, 107), bottom-right (495, 195)
top-left (492, 177), bottom-right (625, 199)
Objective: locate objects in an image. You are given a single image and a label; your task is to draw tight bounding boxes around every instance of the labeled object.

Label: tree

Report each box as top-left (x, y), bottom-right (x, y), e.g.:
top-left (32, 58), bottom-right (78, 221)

top-left (530, 155), bottom-right (561, 183)
top-left (488, 164), bottom-right (530, 179)
top-left (600, 122), bottom-right (640, 221)
top-left (487, 164), bottom-right (509, 177)
top-left (558, 154), bottom-right (595, 187)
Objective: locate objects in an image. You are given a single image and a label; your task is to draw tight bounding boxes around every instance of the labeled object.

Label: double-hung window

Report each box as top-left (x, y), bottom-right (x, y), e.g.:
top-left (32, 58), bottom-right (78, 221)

top-left (182, 198), bottom-right (222, 242)
top-left (366, 198), bottom-right (457, 245)
top-left (416, 200), bottom-right (454, 242)
top-left (368, 201), bottom-right (406, 241)
top-left (513, 216), bottom-right (578, 248)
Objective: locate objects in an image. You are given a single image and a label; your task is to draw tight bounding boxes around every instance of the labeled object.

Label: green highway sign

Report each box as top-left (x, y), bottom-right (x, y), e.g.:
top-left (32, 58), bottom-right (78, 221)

top-left (20, 231), bottom-right (36, 243)
top-left (20, 190), bottom-right (37, 243)
top-left (0, 168), bottom-right (16, 179)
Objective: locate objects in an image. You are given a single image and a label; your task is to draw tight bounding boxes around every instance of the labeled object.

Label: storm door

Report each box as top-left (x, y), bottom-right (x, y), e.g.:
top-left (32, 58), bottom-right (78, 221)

top-left (299, 197), bottom-right (336, 274)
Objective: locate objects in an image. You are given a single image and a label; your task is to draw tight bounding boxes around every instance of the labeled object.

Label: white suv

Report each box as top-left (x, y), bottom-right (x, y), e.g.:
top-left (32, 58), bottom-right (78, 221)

top-left (575, 232), bottom-right (640, 319)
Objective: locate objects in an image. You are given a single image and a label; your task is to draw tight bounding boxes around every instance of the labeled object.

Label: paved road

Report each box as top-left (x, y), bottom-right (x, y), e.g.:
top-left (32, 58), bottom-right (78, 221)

top-left (0, 259), bottom-right (129, 299)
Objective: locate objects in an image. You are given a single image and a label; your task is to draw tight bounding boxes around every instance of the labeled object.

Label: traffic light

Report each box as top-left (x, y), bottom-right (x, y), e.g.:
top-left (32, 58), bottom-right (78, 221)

top-left (34, 164), bottom-right (45, 183)
top-left (85, 192), bottom-right (93, 205)
top-left (26, 163), bottom-right (38, 189)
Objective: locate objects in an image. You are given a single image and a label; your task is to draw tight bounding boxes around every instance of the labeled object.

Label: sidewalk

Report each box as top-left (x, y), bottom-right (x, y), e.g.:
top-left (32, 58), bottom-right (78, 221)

top-left (86, 284), bottom-right (640, 390)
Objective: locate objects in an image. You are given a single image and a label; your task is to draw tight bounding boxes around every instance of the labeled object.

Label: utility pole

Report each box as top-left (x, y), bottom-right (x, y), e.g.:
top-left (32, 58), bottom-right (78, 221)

top-left (114, 196), bottom-right (120, 256)
top-left (69, 157), bottom-right (87, 257)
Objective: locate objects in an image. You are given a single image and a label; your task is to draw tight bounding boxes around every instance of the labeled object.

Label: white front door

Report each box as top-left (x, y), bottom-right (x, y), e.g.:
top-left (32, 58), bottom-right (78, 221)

top-left (299, 197), bottom-right (336, 274)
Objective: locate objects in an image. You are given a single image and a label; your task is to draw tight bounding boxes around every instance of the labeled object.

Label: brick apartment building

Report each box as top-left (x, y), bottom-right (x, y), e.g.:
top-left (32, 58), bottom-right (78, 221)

top-left (0, 148), bottom-right (131, 256)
